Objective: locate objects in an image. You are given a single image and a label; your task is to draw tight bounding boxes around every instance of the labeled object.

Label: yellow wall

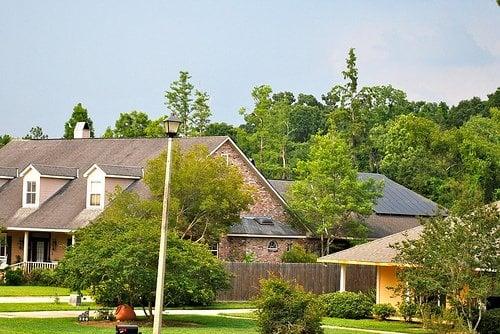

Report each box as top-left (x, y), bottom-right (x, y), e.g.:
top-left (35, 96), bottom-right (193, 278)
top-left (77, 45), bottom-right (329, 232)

top-left (377, 266), bottom-right (402, 306)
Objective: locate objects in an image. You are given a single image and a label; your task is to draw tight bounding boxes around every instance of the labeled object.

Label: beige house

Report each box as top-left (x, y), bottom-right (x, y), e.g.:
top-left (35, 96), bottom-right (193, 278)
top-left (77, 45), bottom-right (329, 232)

top-left (317, 225), bottom-right (423, 306)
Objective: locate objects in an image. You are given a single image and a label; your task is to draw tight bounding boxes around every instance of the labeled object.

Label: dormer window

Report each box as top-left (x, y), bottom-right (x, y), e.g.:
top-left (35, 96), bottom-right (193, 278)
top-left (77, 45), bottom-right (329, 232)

top-left (89, 181), bottom-right (102, 207)
top-left (26, 181), bottom-right (37, 205)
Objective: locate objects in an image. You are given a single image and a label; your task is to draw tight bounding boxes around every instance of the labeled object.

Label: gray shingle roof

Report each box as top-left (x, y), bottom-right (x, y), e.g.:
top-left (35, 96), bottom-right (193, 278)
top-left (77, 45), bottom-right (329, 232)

top-left (268, 173), bottom-right (440, 217)
top-left (357, 173), bottom-right (439, 216)
top-left (317, 225), bottom-right (423, 265)
top-left (229, 217), bottom-right (304, 237)
top-left (96, 164), bottom-right (143, 178)
top-left (29, 163), bottom-right (79, 178)
top-left (0, 137), bottom-right (228, 230)
top-left (0, 167), bottom-right (18, 178)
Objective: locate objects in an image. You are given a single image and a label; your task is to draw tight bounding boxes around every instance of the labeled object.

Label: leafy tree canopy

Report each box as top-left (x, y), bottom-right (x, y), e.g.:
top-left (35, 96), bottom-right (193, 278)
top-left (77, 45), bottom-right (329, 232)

top-left (394, 205), bottom-right (500, 332)
top-left (23, 126), bottom-right (48, 140)
top-left (287, 133), bottom-right (381, 255)
top-left (109, 111), bottom-right (151, 138)
top-left (63, 103), bottom-right (95, 138)
top-left (0, 134), bottom-right (12, 148)
top-left (144, 144), bottom-right (254, 242)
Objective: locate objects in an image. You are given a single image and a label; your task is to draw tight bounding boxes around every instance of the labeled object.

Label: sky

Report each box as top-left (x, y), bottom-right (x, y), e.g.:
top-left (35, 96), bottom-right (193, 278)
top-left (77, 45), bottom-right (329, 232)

top-left (0, 1), bottom-right (499, 137)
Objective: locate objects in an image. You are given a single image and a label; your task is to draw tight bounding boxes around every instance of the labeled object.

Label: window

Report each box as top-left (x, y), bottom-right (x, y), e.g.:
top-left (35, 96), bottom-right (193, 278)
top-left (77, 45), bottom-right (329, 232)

top-left (0, 234), bottom-right (6, 258)
top-left (267, 240), bottom-right (278, 252)
top-left (220, 153), bottom-right (230, 165)
top-left (89, 181), bottom-right (101, 206)
top-left (210, 243), bottom-right (219, 258)
top-left (26, 181), bottom-right (36, 205)
top-left (286, 243), bottom-right (293, 251)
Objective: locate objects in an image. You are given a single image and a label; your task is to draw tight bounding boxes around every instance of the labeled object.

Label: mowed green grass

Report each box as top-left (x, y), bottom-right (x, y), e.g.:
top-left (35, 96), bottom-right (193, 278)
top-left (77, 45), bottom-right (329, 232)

top-left (0, 286), bottom-right (71, 296)
top-left (322, 317), bottom-right (432, 333)
top-left (0, 302), bottom-right (96, 312)
top-left (0, 316), bottom-right (374, 334)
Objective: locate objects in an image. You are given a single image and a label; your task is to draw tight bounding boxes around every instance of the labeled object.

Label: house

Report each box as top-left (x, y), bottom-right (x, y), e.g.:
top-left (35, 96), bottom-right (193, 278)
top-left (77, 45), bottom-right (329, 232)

top-left (317, 201), bottom-right (500, 308)
top-left (269, 173), bottom-right (440, 249)
top-left (317, 225), bottom-right (423, 306)
top-left (0, 122), bottom-right (442, 268)
top-left (0, 124), bottom-right (298, 270)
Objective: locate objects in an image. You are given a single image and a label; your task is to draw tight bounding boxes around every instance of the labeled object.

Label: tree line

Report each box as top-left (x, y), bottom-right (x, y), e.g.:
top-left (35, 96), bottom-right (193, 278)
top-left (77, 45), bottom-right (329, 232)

top-left (1, 49), bottom-right (498, 213)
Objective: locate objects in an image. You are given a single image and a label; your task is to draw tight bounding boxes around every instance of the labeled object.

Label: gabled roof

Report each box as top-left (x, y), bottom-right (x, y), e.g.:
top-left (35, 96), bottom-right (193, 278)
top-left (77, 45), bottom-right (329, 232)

top-left (0, 167), bottom-right (18, 179)
top-left (317, 225), bottom-right (423, 266)
top-left (228, 217), bottom-right (305, 238)
top-left (20, 163), bottom-right (79, 179)
top-left (268, 173), bottom-right (440, 217)
top-left (83, 164), bottom-right (143, 179)
top-left (0, 137), bottom-right (229, 231)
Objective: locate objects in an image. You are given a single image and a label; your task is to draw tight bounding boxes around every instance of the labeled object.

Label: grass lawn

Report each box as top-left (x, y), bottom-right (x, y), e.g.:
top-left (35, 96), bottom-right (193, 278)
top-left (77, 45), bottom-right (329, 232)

top-left (0, 286), bottom-right (71, 296)
top-left (322, 317), bottom-right (432, 333)
top-left (0, 302), bottom-right (96, 312)
top-left (0, 316), bottom-right (372, 334)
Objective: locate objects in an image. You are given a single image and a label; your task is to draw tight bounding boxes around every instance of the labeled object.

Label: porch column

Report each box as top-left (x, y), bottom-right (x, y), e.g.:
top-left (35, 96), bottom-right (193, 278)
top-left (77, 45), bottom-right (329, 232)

top-left (376, 266), bottom-right (380, 304)
top-left (339, 264), bottom-right (347, 292)
top-left (71, 234), bottom-right (76, 246)
top-left (23, 231), bottom-right (29, 263)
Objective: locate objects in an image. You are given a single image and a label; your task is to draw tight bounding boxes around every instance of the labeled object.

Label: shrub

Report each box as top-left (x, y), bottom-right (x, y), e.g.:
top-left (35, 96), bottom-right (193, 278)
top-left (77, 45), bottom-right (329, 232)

top-left (321, 291), bottom-right (373, 319)
top-left (24, 269), bottom-right (58, 286)
top-left (477, 308), bottom-right (500, 334)
top-left (398, 300), bottom-right (418, 322)
top-left (281, 245), bottom-right (318, 263)
top-left (5, 269), bottom-right (23, 286)
top-left (372, 303), bottom-right (396, 320)
top-left (256, 277), bottom-right (324, 334)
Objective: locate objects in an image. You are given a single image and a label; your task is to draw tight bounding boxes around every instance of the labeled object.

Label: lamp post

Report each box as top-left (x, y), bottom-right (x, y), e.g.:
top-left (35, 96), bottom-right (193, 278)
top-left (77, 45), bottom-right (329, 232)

top-left (152, 113), bottom-right (181, 334)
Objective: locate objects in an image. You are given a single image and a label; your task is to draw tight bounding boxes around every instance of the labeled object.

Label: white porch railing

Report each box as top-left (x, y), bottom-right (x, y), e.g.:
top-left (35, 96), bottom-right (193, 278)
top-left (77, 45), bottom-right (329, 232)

top-left (9, 261), bottom-right (58, 273)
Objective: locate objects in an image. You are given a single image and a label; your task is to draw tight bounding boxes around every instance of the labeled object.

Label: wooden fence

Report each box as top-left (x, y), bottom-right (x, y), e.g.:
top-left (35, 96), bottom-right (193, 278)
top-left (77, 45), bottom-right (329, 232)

top-left (217, 262), bottom-right (376, 301)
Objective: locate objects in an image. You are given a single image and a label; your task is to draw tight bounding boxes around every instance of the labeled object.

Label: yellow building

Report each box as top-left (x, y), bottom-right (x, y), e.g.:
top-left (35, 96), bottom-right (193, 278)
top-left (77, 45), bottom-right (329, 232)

top-left (317, 226), bottom-right (423, 306)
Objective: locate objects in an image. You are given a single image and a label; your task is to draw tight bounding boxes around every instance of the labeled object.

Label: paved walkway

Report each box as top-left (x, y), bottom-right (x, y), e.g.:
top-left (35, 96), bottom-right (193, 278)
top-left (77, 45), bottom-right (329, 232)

top-left (0, 296), bottom-right (93, 304)
top-left (0, 308), bottom-right (254, 318)
top-left (322, 325), bottom-right (408, 334)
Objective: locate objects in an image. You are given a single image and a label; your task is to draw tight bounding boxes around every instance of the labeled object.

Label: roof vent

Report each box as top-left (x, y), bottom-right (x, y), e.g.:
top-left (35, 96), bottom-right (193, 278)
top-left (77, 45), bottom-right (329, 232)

top-left (74, 122), bottom-right (90, 139)
top-left (254, 217), bottom-right (274, 226)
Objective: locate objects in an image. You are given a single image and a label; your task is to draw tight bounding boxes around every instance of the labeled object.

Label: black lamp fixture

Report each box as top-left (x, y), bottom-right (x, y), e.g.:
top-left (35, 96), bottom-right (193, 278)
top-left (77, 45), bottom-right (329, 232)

top-left (162, 114), bottom-right (182, 138)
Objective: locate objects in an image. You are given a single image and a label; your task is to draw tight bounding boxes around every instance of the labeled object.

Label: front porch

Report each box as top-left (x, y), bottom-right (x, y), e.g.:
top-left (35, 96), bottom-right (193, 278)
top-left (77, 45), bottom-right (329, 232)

top-left (0, 230), bottom-right (74, 273)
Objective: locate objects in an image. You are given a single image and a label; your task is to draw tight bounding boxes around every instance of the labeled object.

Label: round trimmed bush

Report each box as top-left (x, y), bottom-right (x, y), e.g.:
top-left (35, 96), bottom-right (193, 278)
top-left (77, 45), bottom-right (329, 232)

top-left (321, 291), bottom-right (373, 319)
top-left (398, 301), bottom-right (418, 322)
top-left (478, 308), bottom-right (500, 334)
top-left (372, 303), bottom-right (396, 320)
top-left (5, 269), bottom-right (23, 286)
top-left (256, 277), bottom-right (324, 334)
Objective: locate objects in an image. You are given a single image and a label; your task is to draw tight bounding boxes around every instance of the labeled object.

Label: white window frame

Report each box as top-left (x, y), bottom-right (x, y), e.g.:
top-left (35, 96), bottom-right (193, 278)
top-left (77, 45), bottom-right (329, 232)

top-left (267, 240), bottom-right (278, 252)
top-left (22, 168), bottom-right (40, 208)
top-left (89, 181), bottom-right (102, 207)
top-left (25, 181), bottom-right (37, 205)
top-left (210, 243), bottom-right (219, 258)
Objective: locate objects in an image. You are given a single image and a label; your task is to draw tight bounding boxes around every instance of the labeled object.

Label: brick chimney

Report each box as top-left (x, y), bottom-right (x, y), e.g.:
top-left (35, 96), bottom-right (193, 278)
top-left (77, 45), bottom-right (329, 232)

top-left (74, 122), bottom-right (90, 139)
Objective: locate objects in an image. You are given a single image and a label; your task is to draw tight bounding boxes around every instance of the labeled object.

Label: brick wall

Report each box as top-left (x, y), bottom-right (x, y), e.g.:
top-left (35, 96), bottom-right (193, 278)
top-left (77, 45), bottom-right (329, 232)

top-left (213, 141), bottom-right (288, 222)
top-left (218, 236), bottom-right (308, 263)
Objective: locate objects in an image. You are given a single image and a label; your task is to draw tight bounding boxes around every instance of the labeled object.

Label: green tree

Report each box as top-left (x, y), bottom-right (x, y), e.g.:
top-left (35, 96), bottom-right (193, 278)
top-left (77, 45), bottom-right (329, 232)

top-left (486, 87), bottom-right (500, 109)
top-left (112, 111), bottom-right (151, 138)
top-left (56, 191), bottom-right (230, 317)
top-left (23, 126), bottom-right (48, 140)
top-left (204, 122), bottom-right (238, 141)
top-left (447, 96), bottom-right (488, 128)
top-left (289, 94), bottom-right (327, 143)
top-left (394, 206), bottom-right (500, 333)
top-left (191, 90), bottom-right (212, 135)
top-left (102, 127), bottom-right (114, 138)
top-left (287, 133), bottom-right (381, 255)
top-left (63, 103), bottom-right (95, 138)
top-left (144, 117), bottom-right (165, 138)
top-left (0, 134), bottom-right (11, 148)
top-left (144, 145), bottom-right (254, 242)
top-left (323, 49), bottom-right (410, 171)
top-left (371, 114), bottom-right (447, 201)
top-left (165, 71), bottom-right (194, 136)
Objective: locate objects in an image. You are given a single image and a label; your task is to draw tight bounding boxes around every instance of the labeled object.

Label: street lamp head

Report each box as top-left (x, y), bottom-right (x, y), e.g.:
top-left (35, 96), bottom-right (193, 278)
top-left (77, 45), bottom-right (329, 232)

top-left (163, 114), bottom-right (182, 138)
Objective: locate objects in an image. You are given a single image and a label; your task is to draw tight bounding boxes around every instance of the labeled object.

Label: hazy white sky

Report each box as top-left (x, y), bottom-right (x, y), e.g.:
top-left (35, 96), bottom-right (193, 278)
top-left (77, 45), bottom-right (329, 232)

top-left (1, 1), bottom-right (499, 137)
